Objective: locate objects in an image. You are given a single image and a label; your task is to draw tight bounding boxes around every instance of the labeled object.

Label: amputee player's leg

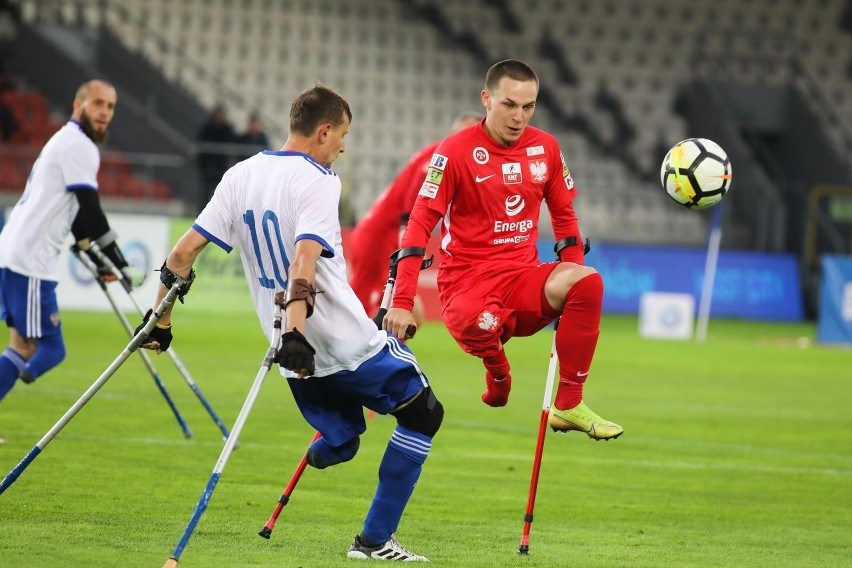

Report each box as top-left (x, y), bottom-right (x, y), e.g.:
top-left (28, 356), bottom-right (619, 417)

top-left (511, 262), bottom-right (622, 440)
top-left (285, 376), bottom-right (365, 469)
top-left (441, 279), bottom-right (518, 407)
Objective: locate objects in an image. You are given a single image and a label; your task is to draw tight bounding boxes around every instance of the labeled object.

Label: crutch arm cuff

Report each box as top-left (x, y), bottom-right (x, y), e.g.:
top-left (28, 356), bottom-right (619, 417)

top-left (285, 278), bottom-right (319, 318)
top-left (555, 236), bottom-right (590, 264)
top-left (158, 261), bottom-right (195, 304)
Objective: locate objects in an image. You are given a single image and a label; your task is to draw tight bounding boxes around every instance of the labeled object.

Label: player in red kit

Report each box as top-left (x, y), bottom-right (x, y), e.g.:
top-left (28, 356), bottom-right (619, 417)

top-left (348, 111), bottom-right (482, 319)
top-left (383, 59), bottom-right (622, 441)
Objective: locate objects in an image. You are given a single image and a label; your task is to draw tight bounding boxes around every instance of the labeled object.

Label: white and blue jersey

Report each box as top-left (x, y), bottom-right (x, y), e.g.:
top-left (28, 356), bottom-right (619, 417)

top-left (0, 120), bottom-right (99, 281)
top-left (193, 146), bottom-right (437, 549)
top-left (194, 150), bottom-right (391, 377)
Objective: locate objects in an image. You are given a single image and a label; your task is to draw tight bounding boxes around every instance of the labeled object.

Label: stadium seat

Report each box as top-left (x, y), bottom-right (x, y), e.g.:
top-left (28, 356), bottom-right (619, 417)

top-left (70, 0), bottom-right (849, 240)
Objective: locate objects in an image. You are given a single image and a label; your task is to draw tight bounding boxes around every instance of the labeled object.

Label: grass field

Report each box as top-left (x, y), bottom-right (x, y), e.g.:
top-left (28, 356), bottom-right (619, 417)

top-left (1, 303), bottom-right (850, 567)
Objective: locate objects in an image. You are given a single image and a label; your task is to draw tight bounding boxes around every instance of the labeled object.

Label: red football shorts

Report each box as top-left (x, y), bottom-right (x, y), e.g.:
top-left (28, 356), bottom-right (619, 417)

top-left (440, 262), bottom-right (561, 358)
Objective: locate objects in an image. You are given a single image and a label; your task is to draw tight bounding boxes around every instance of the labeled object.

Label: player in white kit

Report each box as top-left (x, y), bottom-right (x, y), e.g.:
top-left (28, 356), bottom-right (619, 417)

top-left (139, 84), bottom-right (442, 561)
top-left (0, 80), bottom-right (139, 405)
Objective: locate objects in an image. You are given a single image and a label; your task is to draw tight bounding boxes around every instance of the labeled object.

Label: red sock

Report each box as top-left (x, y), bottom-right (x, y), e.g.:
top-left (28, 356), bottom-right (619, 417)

top-left (483, 350), bottom-right (510, 377)
top-left (482, 350), bottom-right (511, 407)
top-left (553, 272), bottom-right (602, 410)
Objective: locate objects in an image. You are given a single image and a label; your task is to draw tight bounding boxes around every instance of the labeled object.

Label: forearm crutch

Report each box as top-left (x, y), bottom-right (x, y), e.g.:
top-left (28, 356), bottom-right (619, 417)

top-left (72, 246), bottom-right (192, 438)
top-left (0, 278), bottom-right (188, 496)
top-left (371, 246), bottom-right (433, 334)
top-left (257, 430), bottom-right (322, 539)
top-left (162, 292), bottom-right (286, 568)
top-left (88, 243), bottom-right (231, 441)
top-left (366, 247), bottom-right (433, 422)
top-left (518, 237), bottom-right (590, 555)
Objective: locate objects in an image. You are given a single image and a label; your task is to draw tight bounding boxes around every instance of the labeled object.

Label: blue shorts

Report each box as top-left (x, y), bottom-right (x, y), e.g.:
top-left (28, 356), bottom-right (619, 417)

top-left (287, 333), bottom-right (429, 447)
top-left (0, 268), bottom-right (62, 339)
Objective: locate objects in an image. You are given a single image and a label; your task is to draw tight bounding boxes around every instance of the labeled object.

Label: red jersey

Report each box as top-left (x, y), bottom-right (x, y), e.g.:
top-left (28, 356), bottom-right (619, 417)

top-left (348, 140), bottom-right (440, 313)
top-left (355, 140), bottom-right (440, 236)
top-left (393, 120), bottom-right (583, 311)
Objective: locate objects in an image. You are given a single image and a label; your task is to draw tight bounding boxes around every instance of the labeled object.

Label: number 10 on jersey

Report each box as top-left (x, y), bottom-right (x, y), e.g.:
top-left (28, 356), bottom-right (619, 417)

top-left (243, 209), bottom-right (290, 289)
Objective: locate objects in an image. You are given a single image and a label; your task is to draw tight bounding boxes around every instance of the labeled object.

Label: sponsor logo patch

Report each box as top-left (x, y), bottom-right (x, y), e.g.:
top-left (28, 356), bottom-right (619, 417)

top-left (418, 181), bottom-right (440, 198)
top-left (473, 146), bottom-right (489, 165)
top-left (560, 152), bottom-right (574, 190)
top-left (502, 162), bottom-right (522, 184)
top-left (493, 234), bottom-right (533, 245)
top-left (426, 167), bottom-right (444, 184)
top-left (526, 145), bottom-right (545, 156)
top-left (493, 218), bottom-right (533, 233)
top-left (505, 194), bottom-right (525, 216)
top-left (430, 153), bottom-right (449, 170)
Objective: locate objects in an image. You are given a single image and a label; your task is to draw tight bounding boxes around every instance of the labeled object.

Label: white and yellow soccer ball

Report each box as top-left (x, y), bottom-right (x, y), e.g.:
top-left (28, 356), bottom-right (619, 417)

top-left (660, 138), bottom-right (732, 209)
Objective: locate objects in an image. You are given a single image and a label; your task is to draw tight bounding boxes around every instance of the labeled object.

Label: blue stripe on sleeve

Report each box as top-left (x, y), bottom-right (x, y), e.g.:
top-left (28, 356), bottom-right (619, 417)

top-left (66, 184), bottom-right (97, 192)
top-left (295, 233), bottom-right (335, 258)
top-left (192, 223), bottom-right (233, 253)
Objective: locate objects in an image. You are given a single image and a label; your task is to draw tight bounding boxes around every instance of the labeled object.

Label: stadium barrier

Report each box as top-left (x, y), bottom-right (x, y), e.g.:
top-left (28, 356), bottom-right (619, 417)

top-left (817, 255), bottom-right (852, 345)
top-left (28, 213), bottom-right (804, 323)
top-left (537, 241), bottom-right (804, 322)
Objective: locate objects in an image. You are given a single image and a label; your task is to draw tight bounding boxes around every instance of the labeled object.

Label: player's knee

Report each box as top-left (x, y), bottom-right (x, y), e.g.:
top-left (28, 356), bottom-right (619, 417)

top-left (306, 435), bottom-right (360, 469)
top-left (546, 265), bottom-right (599, 303)
top-left (392, 387), bottom-right (444, 438)
top-left (39, 334), bottom-right (66, 367)
top-left (20, 334), bottom-right (66, 383)
top-left (570, 270), bottom-right (603, 302)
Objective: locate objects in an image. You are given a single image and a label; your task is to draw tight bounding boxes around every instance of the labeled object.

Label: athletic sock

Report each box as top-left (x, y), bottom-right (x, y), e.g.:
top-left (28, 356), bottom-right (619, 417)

top-left (481, 350), bottom-right (511, 407)
top-left (22, 334), bottom-right (65, 381)
top-left (361, 426), bottom-right (431, 547)
top-left (553, 273), bottom-right (603, 411)
top-left (0, 348), bottom-right (27, 402)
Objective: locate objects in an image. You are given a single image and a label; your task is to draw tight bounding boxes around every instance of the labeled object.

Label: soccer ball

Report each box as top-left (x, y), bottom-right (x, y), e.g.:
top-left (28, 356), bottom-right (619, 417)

top-left (660, 138), bottom-right (732, 209)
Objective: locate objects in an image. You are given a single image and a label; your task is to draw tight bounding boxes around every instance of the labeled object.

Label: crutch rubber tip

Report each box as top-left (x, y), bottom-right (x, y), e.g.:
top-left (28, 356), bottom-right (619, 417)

top-left (518, 545), bottom-right (529, 555)
top-left (183, 428), bottom-right (194, 439)
top-left (162, 558), bottom-right (179, 568)
top-left (258, 527), bottom-right (272, 539)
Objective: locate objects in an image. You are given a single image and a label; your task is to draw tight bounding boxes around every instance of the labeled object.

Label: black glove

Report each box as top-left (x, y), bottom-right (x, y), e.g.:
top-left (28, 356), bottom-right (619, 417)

top-left (135, 309), bottom-right (173, 351)
top-left (275, 329), bottom-right (316, 376)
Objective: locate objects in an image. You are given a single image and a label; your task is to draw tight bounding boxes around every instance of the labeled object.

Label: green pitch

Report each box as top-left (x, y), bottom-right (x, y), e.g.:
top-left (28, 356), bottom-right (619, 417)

top-left (0, 307), bottom-right (850, 567)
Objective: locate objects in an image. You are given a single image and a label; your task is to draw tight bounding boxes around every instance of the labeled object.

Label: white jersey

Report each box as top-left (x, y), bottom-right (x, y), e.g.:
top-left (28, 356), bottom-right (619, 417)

top-left (194, 150), bottom-right (386, 377)
top-left (0, 120), bottom-right (99, 281)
